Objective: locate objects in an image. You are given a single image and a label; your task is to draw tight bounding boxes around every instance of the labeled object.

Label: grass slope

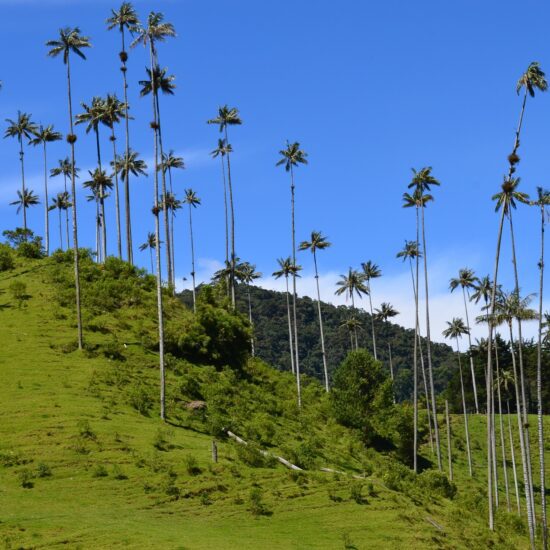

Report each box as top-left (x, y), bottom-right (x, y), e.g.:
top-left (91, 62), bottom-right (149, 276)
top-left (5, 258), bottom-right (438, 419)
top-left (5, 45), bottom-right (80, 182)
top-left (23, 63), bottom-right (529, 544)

top-left (0, 253), bottom-right (543, 549)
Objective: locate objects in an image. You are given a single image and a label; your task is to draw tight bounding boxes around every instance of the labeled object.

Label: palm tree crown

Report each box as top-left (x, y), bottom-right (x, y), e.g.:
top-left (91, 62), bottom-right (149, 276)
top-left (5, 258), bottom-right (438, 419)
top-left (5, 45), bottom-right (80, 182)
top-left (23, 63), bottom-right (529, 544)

top-left (449, 268), bottom-right (478, 293)
top-left (516, 61), bottom-right (548, 97)
top-left (46, 27), bottom-right (91, 63)
top-left (335, 268), bottom-right (368, 301)
top-left (106, 2), bottom-right (139, 33)
top-left (443, 317), bottom-right (470, 340)
top-left (207, 105), bottom-right (242, 133)
top-left (11, 189), bottom-right (39, 213)
top-left (298, 231), bottom-right (331, 254)
top-left (276, 141), bottom-right (308, 172)
top-left (5, 111), bottom-right (38, 143)
top-left (396, 239), bottom-right (422, 261)
top-left (374, 302), bottom-right (399, 322)
top-left (492, 176), bottom-right (529, 214)
top-left (408, 166), bottom-right (440, 194)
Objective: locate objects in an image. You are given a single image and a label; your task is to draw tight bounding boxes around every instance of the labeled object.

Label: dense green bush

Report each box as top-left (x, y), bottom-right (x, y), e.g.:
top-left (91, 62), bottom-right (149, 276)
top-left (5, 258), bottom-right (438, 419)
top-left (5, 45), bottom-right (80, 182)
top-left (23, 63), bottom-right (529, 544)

top-left (419, 470), bottom-right (457, 499)
top-left (0, 243), bottom-right (14, 271)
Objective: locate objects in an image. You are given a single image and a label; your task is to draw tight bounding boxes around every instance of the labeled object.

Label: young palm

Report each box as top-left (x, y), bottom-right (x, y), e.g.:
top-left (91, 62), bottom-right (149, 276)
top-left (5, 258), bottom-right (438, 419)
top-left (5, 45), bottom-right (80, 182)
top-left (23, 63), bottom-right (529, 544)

top-left (4, 111), bottom-right (38, 232)
top-left (211, 139), bottom-right (232, 266)
top-left (29, 124), bottom-right (62, 255)
top-left (277, 141), bottom-right (308, 407)
top-left (76, 96), bottom-right (109, 258)
top-left (450, 268), bottom-right (480, 413)
top-left (113, 148), bottom-right (148, 181)
top-left (132, 11), bottom-right (176, 420)
top-left (49, 191), bottom-right (71, 250)
top-left (273, 257), bottom-right (302, 375)
top-left (139, 65), bottom-right (176, 287)
top-left (361, 260), bottom-right (382, 359)
top-left (46, 27), bottom-right (90, 350)
top-left (102, 93), bottom-right (127, 259)
top-left (299, 230), bottom-right (331, 391)
top-left (405, 167), bottom-right (442, 471)
top-left (340, 317), bottom-right (363, 351)
top-left (335, 268), bottom-right (368, 350)
top-left (10, 190), bottom-right (40, 230)
top-left (139, 232), bottom-right (159, 274)
top-left (442, 317), bottom-right (474, 477)
top-left (238, 261), bottom-right (262, 356)
top-left (374, 302), bottom-right (399, 401)
top-left (531, 187), bottom-right (550, 546)
top-left (183, 189), bottom-right (200, 312)
top-left (106, 2), bottom-right (140, 264)
top-left (208, 106), bottom-right (242, 307)
top-left (50, 157), bottom-right (78, 249)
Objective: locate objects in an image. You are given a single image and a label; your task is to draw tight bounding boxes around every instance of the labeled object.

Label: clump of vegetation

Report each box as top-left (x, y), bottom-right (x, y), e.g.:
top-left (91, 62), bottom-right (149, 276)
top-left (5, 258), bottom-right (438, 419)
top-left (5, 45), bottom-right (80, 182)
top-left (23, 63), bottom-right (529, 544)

top-left (3, 229), bottom-right (44, 259)
top-left (153, 428), bottom-right (173, 451)
top-left (248, 487), bottom-right (271, 516)
top-left (184, 454), bottom-right (201, 476)
top-left (419, 470), bottom-right (457, 499)
top-left (349, 481), bottom-right (366, 504)
top-left (127, 381), bottom-right (153, 416)
top-left (18, 468), bottom-right (34, 488)
top-left (36, 462), bottom-right (52, 478)
top-left (77, 419), bottom-right (96, 441)
top-left (0, 243), bottom-right (15, 271)
top-left (112, 465), bottom-right (128, 480)
top-left (92, 464), bottom-right (108, 478)
top-left (9, 280), bottom-right (28, 308)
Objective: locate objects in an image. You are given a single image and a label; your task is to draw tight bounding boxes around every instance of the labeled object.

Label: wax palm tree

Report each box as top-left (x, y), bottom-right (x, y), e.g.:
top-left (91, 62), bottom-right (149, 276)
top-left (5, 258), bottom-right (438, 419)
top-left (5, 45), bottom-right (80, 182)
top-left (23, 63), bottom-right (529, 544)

top-left (163, 191), bottom-right (181, 287)
top-left (273, 257), bottom-right (302, 375)
top-left (49, 191), bottom-right (71, 250)
top-left (50, 157), bottom-right (78, 249)
top-left (76, 96), bottom-right (109, 257)
top-left (102, 93), bottom-right (127, 259)
top-left (211, 138), bottom-right (231, 266)
top-left (405, 167), bottom-right (442, 471)
top-left (83, 169), bottom-right (113, 262)
top-left (397, 239), bottom-right (433, 462)
top-left (340, 317), bottom-right (363, 351)
top-left (132, 12), bottom-right (176, 420)
top-left (442, 317), bottom-right (473, 477)
top-left (208, 106), bottom-right (242, 307)
top-left (113, 148), bottom-right (148, 181)
top-left (46, 27), bottom-right (90, 350)
top-left (531, 188), bottom-right (550, 546)
top-left (29, 124), bottom-right (62, 255)
top-left (238, 261), bottom-right (261, 356)
top-left (107, 2), bottom-right (140, 264)
top-left (277, 140), bottom-right (308, 407)
top-left (139, 232), bottom-right (159, 274)
top-left (10, 190), bottom-right (39, 229)
top-left (374, 302), bottom-right (399, 402)
top-left (361, 260), bottom-right (381, 360)
top-left (4, 111), bottom-right (38, 232)
top-left (335, 268), bottom-right (368, 351)
top-left (139, 65), bottom-right (176, 287)
top-left (160, 150), bottom-right (184, 278)
top-left (183, 189), bottom-right (200, 313)
top-left (450, 268), bottom-right (480, 413)
top-left (299, 230), bottom-right (331, 391)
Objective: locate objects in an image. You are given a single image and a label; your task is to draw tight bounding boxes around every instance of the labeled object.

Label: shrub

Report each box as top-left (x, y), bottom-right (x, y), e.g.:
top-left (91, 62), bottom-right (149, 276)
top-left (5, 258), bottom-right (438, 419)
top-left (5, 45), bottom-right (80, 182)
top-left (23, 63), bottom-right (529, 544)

top-left (184, 454), bottom-right (202, 476)
top-left (77, 419), bottom-right (96, 440)
top-left (200, 491), bottom-right (213, 506)
top-left (36, 462), bottom-right (52, 478)
top-left (128, 381), bottom-right (153, 415)
top-left (9, 280), bottom-right (28, 308)
top-left (235, 442), bottom-right (269, 468)
top-left (0, 244), bottom-right (14, 271)
top-left (419, 470), bottom-right (457, 499)
top-left (92, 464), bottom-right (109, 478)
top-left (153, 428), bottom-right (174, 451)
top-left (18, 468), bottom-right (34, 488)
top-left (248, 487), bottom-right (270, 516)
top-left (112, 465), bottom-right (128, 480)
top-left (349, 481), bottom-right (365, 504)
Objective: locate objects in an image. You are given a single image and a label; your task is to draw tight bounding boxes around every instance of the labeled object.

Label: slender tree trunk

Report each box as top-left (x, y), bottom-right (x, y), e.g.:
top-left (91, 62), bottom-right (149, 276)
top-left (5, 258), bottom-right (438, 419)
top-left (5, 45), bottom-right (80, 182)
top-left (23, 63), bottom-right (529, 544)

top-left (495, 339), bottom-right (511, 511)
top-left (456, 339), bottom-right (473, 477)
top-left (120, 28), bottom-right (133, 264)
top-left (492, 375), bottom-right (499, 509)
top-left (150, 247), bottom-right (153, 275)
top-left (462, 287), bottom-right (479, 413)
top-left (508, 210), bottom-right (536, 538)
top-left (289, 165), bottom-right (301, 408)
top-left (285, 275), bottom-right (295, 375)
top-left (388, 343), bottom-right (395, 404)
top-left (188, 203), bottom-right (196, 314)
top-left (95, 203), bottom-right (100, 262)
top-left (94, 128), bottom-right (107, 261)
top-left (224, 127), bottom-right (236, 308)
top-left (247, 286), bottom-right (254, 356)
top-left (350, 293), bottom-right (358, 350)
top-left (508, 399), bottom-right (522, 514)
top-left (111, 127), bottom-right (122, 259)
top-left (367, 282), bottom-right (377, 360)
top-left (63, 173), bottom-right (70, 249)
top-left (168, 168), bottom-right (175, 282)
top-left (58, 208), bottom-right (63, 251)
top-left (149, 42), bottom-right (166, 421)
top-left (313, 250), bottom-right (329, 392)
top-left (537, 198), bottom-right (548, 549)
top-left (421, 205), bottom-right (441, 470)
top-left (43, 142), bottom-right (50, 255)
top-left (18, 139), bottom-right (27, 232)
top-left (219, 154), bottom-right (229, 266)
top-left (419, 334), bottom-right (434, 453)
top-left (66, 56), bottom-right (83, 350)
top-left (413, 257), bottom-right (419, 473)
top-left (445, 400), bottom-right (453, 481)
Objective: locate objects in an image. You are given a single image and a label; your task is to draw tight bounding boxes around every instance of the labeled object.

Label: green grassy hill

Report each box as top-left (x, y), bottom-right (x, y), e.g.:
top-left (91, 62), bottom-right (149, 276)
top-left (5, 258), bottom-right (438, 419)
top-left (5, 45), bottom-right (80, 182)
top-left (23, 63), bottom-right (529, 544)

top-left (0, 250), bottom-right (542, 549)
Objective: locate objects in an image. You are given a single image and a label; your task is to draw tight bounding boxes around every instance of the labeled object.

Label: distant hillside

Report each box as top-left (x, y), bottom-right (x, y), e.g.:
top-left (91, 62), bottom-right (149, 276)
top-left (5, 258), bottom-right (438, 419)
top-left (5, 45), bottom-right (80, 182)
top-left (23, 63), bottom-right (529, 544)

top-left (180, 284), bottom-right (457, 401)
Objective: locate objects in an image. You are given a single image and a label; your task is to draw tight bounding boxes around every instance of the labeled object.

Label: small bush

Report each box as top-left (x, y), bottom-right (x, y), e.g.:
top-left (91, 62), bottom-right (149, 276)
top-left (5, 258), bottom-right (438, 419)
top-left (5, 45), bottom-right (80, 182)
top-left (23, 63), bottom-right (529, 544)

top-left (235, 442), bottom-right (269, 468)
top-left (419, 470), bottom-right (457, 499)
top-left (18, 468), bottom-right (34, 488)
top-left (9, 280), bottom-right (28, 308)
top-left (327, 487), bottom-right (343, 502)
top-left (184, 454), bottom-right (201, 476)
top-left (248, 487), bottom-right (270, 516)
top-left (128, 381), bottom-right (153, 415)
top-left (36, 462), bottom-right (52, 478)
top-left (200, 491), bottom-right (213, 506)
top-left (77, 419), bottom-right (96, 440)
top-left (112, 465), bottom-right (128, 480)
top-left (0, 244), bottom-right (14, 271)
top-left (349, 481), bottom-right (365, 504)
top-left (92, 464), bottom-right (109, 478)
top-left (0, 450), bottom-right (30, 467)
top-left (153, 428), bottom-right (173, 451)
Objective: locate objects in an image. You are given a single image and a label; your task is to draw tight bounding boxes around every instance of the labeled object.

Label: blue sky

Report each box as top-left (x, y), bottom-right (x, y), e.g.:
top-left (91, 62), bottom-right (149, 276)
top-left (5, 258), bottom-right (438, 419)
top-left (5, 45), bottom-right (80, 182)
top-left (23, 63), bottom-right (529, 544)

top-left (0, 0), bottom-right (549, 341)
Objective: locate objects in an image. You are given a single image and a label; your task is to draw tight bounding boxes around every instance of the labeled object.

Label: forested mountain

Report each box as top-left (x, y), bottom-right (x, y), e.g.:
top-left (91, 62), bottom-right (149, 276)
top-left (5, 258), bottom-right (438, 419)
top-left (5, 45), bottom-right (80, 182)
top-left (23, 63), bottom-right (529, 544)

top-left (180, 284), bottom-right (457, 402)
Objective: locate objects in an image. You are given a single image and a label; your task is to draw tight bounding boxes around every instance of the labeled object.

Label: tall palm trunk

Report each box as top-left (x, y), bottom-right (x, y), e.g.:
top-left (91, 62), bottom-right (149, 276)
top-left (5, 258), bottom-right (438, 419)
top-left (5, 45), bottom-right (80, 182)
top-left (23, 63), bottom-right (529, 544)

top-left (508, 210), bottom-right (536, 537)
top-left (388, 343), bottom-right (395, 404)
top-left (42, 142), bottom-right (50, 254)
top-left (412, 245), bottom-right (419, 472)
top-left (94, 128), bottom-right (107, 260)
top-left (508, 399), bottom-right (522, 514)
top-left (536, 197), bottom-right (548, 549)
top-left (285, 275), bottom-right (295, 375)
top-left (350, 293), bottom-right (358, 350)
top-left (455, 338), bottom-right (473, 476)
top-left (18, 139), bottom-right (27, 232)
top-left (445, 400), bottom-right (453, 481)
top-left (149, 247), bottom-right (153, 274)
top-left (187, 201), bottom-right (196, 314)
top-left (508, 320), bottom-right (535, 544)
top-left (418, 333), bottom-right (434, 453)
top-left (167, 167), bottom-right (175, 281)
top-left (63, 173), bottom-right (70, 249)
top-left (420, 205), bottom-right (442, 470)
top-left (289, 164), bottom-right (301, 408)
top-left (462, 287), bottom-right (479, 413)
top-left (66, 55), bottom-right (83, 350)
top-left (367, 282), bottom-right (377, 359)
top-left (120, 29), bottom-right (133, 264)
top-left (149, 42), bottom-right (166, 421)
top-left (111, 127), bottom-right (122, 259)
top-left (224, 127), bottom-right (236, 308)
top-left (58, 208), bottom-right (63, 250)
top-left (313, 250), bottom-right (329, 392)
top-left (219, 154), bottom-right (229, 266)
top-left (247, 285), bottom-right (255, 356)
top-left (495, 339), bottom-right (511, 511)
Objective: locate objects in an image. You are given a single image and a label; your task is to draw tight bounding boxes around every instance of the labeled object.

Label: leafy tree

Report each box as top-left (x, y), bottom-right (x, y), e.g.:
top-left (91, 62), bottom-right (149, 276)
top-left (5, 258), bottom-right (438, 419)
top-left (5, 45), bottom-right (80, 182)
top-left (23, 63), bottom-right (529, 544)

top-left (335, 268), bottom-right (367, 350)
